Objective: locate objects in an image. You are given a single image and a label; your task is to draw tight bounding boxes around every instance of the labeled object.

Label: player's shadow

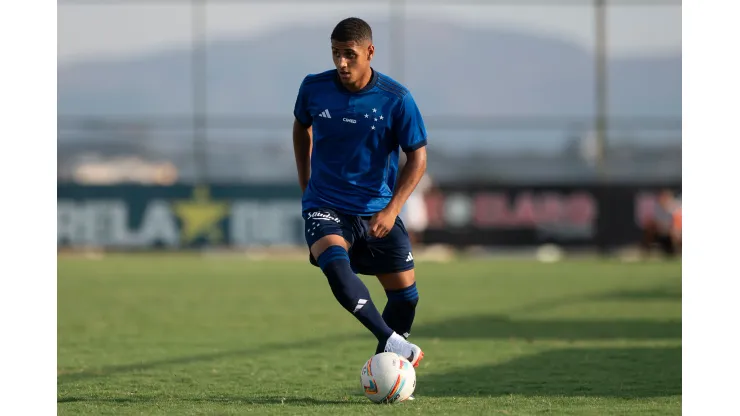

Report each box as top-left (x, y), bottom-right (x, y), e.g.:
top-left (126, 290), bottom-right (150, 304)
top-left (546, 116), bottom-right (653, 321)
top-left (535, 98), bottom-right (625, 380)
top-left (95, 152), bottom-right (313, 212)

top-left (57, 336), bottom-right (342, 383)
top-left (420, 346), bottom-right (681, 398)
top-left (411, 315), bottom-right (681, 341)
top-left (58, 395), bottom-right (363, 406)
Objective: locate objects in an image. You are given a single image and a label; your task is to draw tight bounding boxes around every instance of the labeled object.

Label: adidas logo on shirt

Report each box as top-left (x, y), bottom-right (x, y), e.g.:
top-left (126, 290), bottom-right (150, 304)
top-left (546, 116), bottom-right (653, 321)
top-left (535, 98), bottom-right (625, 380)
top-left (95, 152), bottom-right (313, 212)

top-left (318, 109), bottom-right (331, 118)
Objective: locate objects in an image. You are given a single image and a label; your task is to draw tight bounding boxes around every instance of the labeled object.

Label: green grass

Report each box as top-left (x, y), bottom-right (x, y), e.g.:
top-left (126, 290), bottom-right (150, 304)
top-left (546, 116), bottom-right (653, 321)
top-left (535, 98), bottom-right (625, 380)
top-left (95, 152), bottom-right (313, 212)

top-left (58, 255), bottom-right (681, 415)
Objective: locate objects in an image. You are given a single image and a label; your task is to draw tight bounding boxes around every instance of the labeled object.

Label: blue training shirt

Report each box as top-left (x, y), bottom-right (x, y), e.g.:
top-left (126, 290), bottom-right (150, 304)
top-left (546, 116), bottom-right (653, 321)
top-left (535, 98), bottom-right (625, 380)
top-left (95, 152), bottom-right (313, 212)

top-left (293, 68), bottom-right (428, 216)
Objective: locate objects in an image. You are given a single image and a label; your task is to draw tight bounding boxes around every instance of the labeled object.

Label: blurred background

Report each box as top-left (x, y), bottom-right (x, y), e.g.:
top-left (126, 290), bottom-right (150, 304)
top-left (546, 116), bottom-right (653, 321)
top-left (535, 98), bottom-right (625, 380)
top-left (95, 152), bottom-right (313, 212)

top-left (57, 0), bottom-right (682, 258)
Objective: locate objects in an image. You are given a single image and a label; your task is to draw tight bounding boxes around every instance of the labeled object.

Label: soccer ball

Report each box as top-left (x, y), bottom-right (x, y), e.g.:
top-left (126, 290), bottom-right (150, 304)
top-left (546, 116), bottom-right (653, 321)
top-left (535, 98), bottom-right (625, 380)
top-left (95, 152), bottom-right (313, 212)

top-left (360, 352), bottom-right (416, 404)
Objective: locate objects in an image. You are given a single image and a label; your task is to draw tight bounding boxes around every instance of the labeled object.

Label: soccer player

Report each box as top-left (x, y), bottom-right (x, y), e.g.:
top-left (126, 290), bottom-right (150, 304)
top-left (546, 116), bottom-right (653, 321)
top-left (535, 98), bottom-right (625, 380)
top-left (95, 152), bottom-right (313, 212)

top-left (292, 17), bottom-right (427, 369)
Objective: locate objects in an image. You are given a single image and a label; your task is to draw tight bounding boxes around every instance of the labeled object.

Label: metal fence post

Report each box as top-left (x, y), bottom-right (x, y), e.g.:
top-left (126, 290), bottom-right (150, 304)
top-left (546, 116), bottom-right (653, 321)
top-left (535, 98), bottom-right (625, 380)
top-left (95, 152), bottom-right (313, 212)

top-left (594, 0), bottom-right (609, 179)
top-left (192, 0), bottom-right (208, 184)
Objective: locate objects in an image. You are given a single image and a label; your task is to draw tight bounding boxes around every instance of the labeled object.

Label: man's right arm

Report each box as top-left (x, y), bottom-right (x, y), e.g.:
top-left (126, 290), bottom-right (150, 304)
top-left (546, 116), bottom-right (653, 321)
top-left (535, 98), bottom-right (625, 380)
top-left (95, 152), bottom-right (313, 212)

top-left (293, 119), bottom-right (312, 194)
top-left (292, 76), bottom-right (313, 194)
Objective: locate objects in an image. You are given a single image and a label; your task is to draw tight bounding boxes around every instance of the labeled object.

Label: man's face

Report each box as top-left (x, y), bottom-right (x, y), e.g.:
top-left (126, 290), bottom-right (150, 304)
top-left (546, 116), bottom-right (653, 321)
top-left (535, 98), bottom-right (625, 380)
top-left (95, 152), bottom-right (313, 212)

top-left (331, 39), bottom-right (374, 87)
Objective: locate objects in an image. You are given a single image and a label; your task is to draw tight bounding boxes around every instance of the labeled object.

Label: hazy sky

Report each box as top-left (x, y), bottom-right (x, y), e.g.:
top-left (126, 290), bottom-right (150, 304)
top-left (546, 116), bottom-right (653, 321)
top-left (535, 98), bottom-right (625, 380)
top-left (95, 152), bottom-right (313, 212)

top-left (58, 2), bottom-right (681, 64)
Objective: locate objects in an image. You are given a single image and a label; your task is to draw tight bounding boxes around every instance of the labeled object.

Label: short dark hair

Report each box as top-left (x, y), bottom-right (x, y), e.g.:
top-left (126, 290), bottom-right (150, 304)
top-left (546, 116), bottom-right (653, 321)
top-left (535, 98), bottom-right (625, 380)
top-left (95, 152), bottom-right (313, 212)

top-left (331, 17), bottom-right (372, 43)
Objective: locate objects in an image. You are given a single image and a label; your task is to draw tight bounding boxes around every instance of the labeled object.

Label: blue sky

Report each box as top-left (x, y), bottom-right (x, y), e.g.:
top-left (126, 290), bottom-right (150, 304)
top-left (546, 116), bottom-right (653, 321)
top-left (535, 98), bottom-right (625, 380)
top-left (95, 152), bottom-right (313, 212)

top-left (58, 2), bottom-right (681, 64)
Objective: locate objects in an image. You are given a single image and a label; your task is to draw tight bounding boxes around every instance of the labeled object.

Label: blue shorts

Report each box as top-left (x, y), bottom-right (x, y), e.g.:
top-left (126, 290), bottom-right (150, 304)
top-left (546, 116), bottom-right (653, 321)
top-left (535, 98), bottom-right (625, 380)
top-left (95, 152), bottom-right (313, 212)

top-left (303, 207), bottom-right (415, 275)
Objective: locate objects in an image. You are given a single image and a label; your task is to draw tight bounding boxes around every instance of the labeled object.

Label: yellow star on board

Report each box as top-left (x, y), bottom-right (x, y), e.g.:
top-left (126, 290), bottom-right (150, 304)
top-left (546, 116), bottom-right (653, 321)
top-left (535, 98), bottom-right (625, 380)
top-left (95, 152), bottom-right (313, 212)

top-left (172, 186), bottom-right (229, 244)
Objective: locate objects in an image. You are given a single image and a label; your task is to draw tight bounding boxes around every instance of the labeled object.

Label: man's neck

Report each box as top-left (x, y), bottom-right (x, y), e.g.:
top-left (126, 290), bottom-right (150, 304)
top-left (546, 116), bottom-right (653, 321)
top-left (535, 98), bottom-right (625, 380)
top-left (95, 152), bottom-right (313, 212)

top-left (344, 68), bottom-right (373, 92)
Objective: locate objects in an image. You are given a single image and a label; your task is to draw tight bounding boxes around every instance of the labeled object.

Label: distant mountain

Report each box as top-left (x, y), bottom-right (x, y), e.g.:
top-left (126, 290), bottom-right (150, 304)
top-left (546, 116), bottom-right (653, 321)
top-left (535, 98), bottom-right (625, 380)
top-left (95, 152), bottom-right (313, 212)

top-left (58, 19), bottom-right (681, 118)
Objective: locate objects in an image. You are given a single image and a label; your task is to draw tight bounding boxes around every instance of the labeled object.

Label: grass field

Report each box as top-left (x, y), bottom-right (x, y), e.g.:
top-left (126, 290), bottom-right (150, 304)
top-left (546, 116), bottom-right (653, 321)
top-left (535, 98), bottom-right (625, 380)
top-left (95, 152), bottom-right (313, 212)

top-left (58, 255), bottom-right (681, 415)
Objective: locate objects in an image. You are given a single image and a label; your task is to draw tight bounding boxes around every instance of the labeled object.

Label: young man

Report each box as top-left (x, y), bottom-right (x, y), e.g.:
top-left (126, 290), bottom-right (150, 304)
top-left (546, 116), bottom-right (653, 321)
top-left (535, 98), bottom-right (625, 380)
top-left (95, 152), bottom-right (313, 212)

top-left (292, 17), bottom-right (427, 368)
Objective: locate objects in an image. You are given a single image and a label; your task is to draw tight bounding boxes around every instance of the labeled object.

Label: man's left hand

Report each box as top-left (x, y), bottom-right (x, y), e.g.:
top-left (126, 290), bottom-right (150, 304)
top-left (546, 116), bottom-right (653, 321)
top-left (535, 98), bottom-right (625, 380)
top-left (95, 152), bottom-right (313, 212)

top-left (369, 208), bottom-right (398, 239)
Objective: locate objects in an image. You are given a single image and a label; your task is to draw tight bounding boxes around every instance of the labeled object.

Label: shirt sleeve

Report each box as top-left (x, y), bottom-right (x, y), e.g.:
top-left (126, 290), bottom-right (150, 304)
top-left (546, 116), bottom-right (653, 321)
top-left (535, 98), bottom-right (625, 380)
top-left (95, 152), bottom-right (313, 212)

top-left (393, 93), bottom-right (428, 152)
top-left (293, 77), bottom-right (312, 127)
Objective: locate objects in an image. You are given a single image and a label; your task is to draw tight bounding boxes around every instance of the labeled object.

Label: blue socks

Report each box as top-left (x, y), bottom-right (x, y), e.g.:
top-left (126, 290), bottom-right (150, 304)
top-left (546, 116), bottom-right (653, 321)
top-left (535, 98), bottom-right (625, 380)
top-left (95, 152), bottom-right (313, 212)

top-left (377, 283), bottom-right (420, 354)
top-left (317, 246), bottom-right (394, 343)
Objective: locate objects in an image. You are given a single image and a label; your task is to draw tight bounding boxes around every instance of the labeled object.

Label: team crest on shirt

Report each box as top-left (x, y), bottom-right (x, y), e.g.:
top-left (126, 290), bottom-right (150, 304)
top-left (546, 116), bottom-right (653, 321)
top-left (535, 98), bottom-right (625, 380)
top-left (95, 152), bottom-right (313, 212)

top-left (362, 108), bottom-right (385, 131)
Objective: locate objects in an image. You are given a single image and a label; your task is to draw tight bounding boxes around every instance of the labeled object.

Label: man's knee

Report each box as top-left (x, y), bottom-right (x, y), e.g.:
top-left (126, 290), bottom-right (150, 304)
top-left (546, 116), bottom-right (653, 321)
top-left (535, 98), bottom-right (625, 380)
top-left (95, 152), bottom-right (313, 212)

top-left (310, 234), bottom-right (351, 260)
top-left (316, 246), bottom-right (369, 312)
top-left (377, 269), bottom-right (416, 291)
top-left (385, 281), bottom-right (419, 306)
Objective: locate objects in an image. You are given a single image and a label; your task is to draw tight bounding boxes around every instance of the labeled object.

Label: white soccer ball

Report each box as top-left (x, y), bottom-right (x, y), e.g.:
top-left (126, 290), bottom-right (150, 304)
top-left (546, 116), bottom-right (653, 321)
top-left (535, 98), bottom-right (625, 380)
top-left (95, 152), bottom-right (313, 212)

top-left (360, 352), bottom-right (416, 404)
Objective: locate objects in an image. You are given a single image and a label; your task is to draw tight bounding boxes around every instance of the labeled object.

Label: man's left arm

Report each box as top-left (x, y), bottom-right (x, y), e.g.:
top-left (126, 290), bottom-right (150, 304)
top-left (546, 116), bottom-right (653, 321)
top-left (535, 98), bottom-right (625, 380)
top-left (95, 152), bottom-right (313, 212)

top-left (369, 93), bottom-right (428, 238)
top-left (385, 147), bottom-right (427, 217)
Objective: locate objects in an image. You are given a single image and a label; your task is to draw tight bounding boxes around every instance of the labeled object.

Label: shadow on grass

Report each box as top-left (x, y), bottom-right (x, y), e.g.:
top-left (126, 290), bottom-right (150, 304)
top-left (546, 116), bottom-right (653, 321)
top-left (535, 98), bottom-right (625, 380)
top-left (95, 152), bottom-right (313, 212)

top-left (420, 346), bottom-right (681, 398)
top-left (59, 315), bottom-right (680, 385)
top-left (593, 286), bottom-right (682, 302)
top-left (58, 395), bottom-right (363, 406)
top-left (59, 284), bottom-right (680, 390)
top-left (57, 336), bottom-right (344, 383)
top-left (412, 315), bottom-right (681, 340)
top-left (510, 284), bottom-right (682, 315)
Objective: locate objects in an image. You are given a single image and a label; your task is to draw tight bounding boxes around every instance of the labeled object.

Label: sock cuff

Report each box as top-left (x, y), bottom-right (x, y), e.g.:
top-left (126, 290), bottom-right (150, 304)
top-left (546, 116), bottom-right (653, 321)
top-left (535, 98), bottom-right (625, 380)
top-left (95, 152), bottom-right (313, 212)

top-left (317, 246), bottom-right (350, 270)
top-left (386, 282), bottom-right (419, 302)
